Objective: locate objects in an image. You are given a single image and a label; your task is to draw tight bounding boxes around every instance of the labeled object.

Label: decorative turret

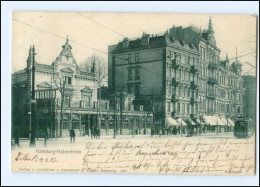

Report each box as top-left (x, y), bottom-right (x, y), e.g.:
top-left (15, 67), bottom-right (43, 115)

top-left (231, 48), bottom-right (242, 75)
top-left (207, 17), bottom-right (216, 46)
top-left (52, 36), bottom-right (77, 66)
top-left (208, 17), bottom-right (214, 34)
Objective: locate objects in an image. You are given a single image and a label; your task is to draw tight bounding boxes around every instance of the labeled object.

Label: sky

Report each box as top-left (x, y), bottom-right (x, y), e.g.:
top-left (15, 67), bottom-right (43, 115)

top-left (12, 12), bottom-right (257, 75)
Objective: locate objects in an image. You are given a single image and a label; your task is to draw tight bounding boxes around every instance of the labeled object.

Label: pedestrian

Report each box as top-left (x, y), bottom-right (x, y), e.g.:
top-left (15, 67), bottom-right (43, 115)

top-left (69, 128), bottom-right (75, 143)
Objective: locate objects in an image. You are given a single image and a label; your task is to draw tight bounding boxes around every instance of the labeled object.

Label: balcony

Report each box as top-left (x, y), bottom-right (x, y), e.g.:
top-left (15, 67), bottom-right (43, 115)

top-left (171, 95), bottom-right (179, 103)
top-left (171, 59), bottom-right (181, 69)
top-left (190, 81), bottom-right (198, 89)
top-left (207, 93), bottom-right (216, 100)
top-left (190, 97), bottom-right (199, 105)
top-left (172, 78), bottom-right (180, 86)
top-left (208, 77), bottom-right (218, 85)
top-left (190, 65), bottom-right (198, 74)
top-left (208, 62), bottom-right (218, 70)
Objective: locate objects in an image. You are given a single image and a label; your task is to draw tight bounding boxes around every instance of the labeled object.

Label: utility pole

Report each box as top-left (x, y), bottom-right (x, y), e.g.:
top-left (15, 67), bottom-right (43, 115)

top-left (30, 45), bottom-right (36, 147)
top-left (113, 88), bottom-right (117, 139)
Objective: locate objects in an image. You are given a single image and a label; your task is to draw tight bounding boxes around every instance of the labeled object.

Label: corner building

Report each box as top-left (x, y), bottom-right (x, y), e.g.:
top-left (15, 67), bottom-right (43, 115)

top-left (108, 17), bottom-right (243, 129)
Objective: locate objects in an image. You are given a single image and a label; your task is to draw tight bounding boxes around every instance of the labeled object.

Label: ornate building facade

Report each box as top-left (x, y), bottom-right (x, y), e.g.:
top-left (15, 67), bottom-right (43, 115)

top-left (108, 17), bottom-right (243, 128)
top-left (12, 38), bottom-right (152, 138)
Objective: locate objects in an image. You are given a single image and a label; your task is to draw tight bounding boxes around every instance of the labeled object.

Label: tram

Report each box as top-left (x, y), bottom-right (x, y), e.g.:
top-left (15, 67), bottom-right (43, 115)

top-left (234, 117), bottom-right (255, 138)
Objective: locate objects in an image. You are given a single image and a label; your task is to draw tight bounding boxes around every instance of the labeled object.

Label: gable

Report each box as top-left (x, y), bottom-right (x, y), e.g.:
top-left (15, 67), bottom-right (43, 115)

top-left (60, 67), bottom-right (74, 73)
top-left (81, 86), bottom-right (93, 93)
top-left (37, 81), bottom-right (52, 89)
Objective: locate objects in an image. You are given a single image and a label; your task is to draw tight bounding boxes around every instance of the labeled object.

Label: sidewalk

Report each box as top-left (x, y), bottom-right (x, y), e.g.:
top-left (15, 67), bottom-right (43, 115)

top-left (13, 132), bottom-right (237, 149)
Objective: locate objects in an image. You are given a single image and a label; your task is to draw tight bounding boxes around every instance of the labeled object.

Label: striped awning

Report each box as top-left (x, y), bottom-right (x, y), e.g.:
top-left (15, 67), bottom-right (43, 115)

top-left (176, 118), bottom-right (188, 126)
top-left (204, 116), bottom-right (217, 125)
top-left (188, 119), bottom-right (196, 125)
top-left (166, 117), bottom-right (179, 127)
top-left (228, 118), bottom-right (235, 126)
top-left (216, 117), bottom-right (226, 126)
top-left (220, 117), bottom-right (229, 126)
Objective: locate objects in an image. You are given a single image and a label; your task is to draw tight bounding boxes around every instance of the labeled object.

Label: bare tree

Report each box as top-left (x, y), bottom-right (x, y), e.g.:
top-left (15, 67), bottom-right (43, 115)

top-left (80, 54), bottom-right (108, 129)
top-left (79, 54), bottom-right (108, 84)
top-left (53, 73), bottom-right (66, 137)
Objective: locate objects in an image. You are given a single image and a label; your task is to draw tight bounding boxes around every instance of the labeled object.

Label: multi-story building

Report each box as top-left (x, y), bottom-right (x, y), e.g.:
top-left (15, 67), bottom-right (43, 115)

top-left (12, 38), bottom-right (152, 138)
top-left (108, 17), bottom-right (243, 128)
top-left (243, 75), bottom-right (256, 122)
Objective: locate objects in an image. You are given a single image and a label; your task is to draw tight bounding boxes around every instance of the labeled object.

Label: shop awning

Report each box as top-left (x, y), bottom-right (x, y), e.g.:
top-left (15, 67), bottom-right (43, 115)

top-left (219, 117), bottom-right (229, 126)
top-left (204, 116), bottom-right (218, 125)
top-left (166, 117), bottom-right (179, 127)
top-left (185, 118), bottom-right (196, 125)
top-left (228, 118), bottom-right (235, 126)
top-left (216, 117), bottom-right (226, 126)
top-left (176, 118), bottom-right (188, 126)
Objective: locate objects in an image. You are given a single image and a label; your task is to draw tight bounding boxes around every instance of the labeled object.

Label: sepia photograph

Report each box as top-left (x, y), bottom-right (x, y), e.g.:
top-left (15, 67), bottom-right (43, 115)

top-left (2, 1), bottom-right (259, 186)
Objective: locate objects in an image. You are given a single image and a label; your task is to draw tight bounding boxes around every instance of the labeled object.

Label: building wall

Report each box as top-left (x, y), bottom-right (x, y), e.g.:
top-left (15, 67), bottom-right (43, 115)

top-left (243, 75), bottom-right (256, 121)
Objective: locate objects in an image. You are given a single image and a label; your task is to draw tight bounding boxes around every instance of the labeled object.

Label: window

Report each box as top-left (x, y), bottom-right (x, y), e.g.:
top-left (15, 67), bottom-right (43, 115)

top-left (67, 77), bottom-right (72, 85)
top-left (177, 102), bottom-right (180, 113)
top-left (135, 53), bottom-right (140, 63)
top-left (135, 68), bottom-right (140, 80)
top-left (187, 103), bottom-right (190, 114)
top-left (182, 103), bottom-right (185, 114)
top-left (128, 69), bottom-right (133, 80)
top-left (128, 98), bottom-right (132, 110)
top-left (187, 56), bottom-right (190, 64)
top-left (167, 102), bottom-right (171, 112)
top-left (174, 52), bottom-right (177, 59)
top-left (105, 102), bottom-right (109, 109)
top-left (135, 85), bottom-right (140, 96)
top-left (195, 104), bottom-right (198, 114)
top-left (64, 93), bottom-right (71, 107)
top-left (128, 54), bottom-right (132, 63)
top-left (128, 86), bottom-right (134, 95)
top-left (237, 106), bottom-right (241, 114)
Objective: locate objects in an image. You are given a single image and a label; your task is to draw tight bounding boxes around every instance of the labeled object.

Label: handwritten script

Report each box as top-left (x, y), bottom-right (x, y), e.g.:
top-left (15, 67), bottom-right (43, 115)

top-left (11, 137), bottom-right (255, 175)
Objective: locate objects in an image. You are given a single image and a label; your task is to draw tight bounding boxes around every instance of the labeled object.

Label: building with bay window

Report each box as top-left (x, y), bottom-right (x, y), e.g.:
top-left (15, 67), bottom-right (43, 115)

top-left (108, 17), bottom-right (243, 129)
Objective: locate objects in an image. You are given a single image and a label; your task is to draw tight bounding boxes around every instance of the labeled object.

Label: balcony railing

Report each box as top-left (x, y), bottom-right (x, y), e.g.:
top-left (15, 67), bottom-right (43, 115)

top-left (172, 78), bottom-right (180, 86)
top-left (171, 59), bottom-right (181, 69)
top-left (207, 93), bottom-right (216, 100)
top-left (190, 81), bottom-right (198, 89)
top-left (190, 65), bottom-right (198, 74)
top-left (208, 62), bottom-right (218, 70)
top-left (208, 77), bottom-right (218, 85)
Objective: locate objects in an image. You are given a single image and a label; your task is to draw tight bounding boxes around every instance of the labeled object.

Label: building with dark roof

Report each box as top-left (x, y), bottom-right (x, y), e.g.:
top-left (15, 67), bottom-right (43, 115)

top-left (108, 17), bottom-right (244, 130)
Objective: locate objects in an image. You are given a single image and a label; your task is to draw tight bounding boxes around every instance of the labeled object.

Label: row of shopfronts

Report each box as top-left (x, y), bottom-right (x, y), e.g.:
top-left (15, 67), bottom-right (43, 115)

top-left (165, 115), bottom-right (235, 135)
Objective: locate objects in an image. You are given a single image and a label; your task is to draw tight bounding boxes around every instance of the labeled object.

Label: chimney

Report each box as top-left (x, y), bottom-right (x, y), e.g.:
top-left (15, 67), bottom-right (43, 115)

top-left (141, 32), bottom-right (149, 46)
top-left (122, 37), bottom-right (129, 48)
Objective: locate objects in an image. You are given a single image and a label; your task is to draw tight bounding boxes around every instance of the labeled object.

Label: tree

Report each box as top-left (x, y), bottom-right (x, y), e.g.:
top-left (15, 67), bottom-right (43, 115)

top-left (53, 73), bottom-right (66, 137)
top-left (80, 54), bottom-right (108, 129)
top-left (79, 54), bottom-right (108, 85)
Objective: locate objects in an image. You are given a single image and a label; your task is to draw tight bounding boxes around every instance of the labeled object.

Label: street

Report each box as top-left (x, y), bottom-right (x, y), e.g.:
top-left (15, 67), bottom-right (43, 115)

top-left (13, 132), bottom-right (240, 149)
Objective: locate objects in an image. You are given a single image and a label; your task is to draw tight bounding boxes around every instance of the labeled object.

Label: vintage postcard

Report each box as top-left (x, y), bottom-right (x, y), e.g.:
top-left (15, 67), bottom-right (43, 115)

top-left (11, 12), bottom-right (257, 175)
